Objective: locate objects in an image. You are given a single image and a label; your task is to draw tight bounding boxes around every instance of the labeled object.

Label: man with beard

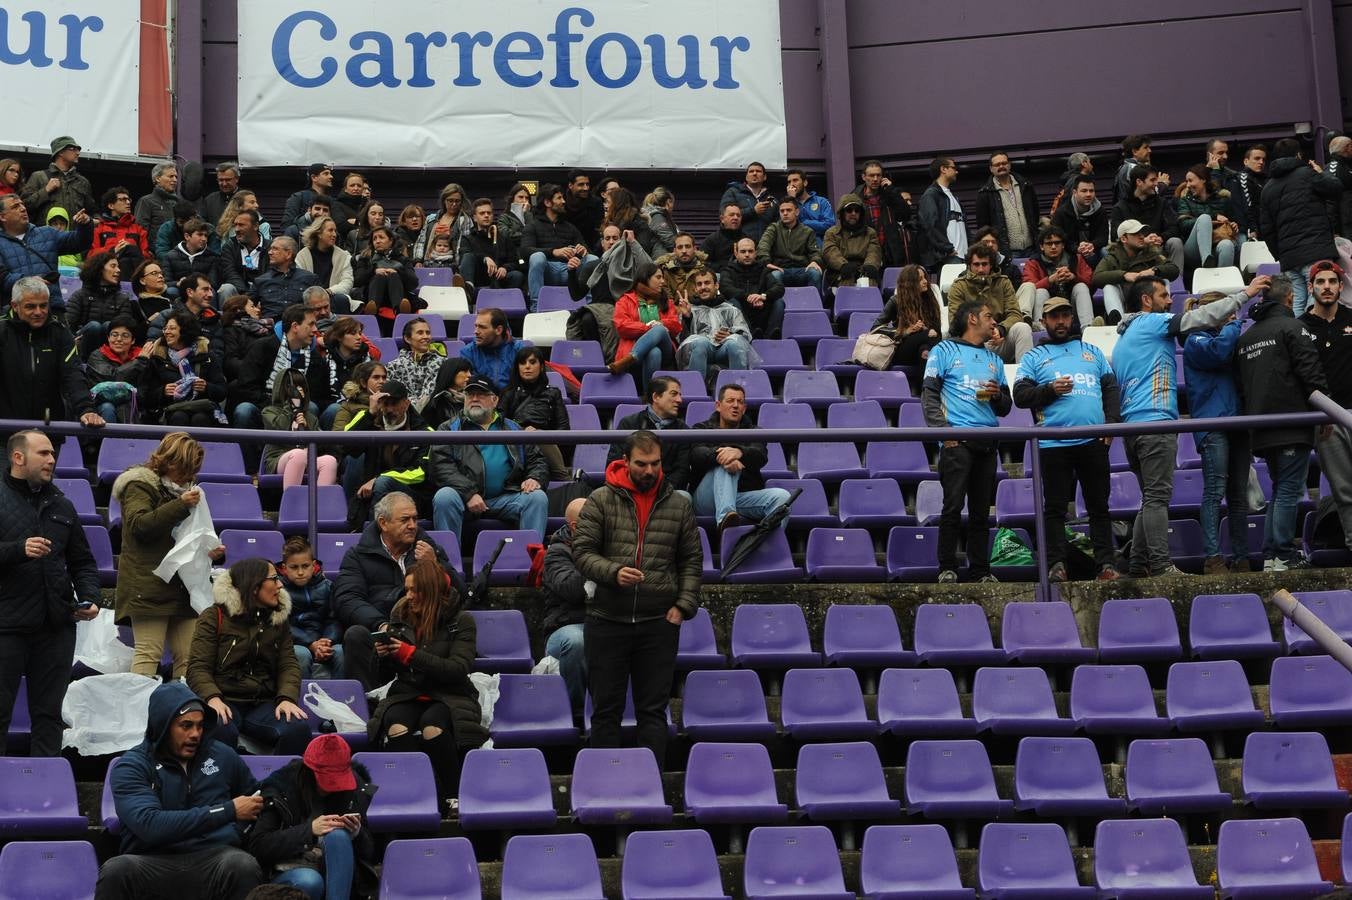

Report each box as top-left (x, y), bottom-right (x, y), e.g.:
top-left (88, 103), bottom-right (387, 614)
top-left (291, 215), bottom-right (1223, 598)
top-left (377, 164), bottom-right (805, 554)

top-left (822, 193), bottom-right (883, 288)
top-left (608, 375), bottom-right (691, 492)
top-left (1050, 174), bottom-right (1110, 264)
top-left (1300, 260), bottom-right (1352, 554)
top-left (561, 169), bottom-right (605, 248)
top-left (677, 269), bottom-right (753, 381)
top-left (342, 380), bottom-right (436, 520)
top-left (654, 232), bottom-right (711, 299)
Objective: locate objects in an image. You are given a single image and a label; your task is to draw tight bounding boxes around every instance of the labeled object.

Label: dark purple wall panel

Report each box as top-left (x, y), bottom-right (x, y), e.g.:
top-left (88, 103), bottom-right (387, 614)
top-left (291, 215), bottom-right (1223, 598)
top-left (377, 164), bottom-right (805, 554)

top-left (1334, 5), bottom-right (1352, 114)
top-left (782, 50), bottom-right (824, 161)
top-left (202, 45), bottom-right (239, 158)
top-left (780, 0), bottom-right (818, 49)
top-left (203, 2), bottom-right (238, 43)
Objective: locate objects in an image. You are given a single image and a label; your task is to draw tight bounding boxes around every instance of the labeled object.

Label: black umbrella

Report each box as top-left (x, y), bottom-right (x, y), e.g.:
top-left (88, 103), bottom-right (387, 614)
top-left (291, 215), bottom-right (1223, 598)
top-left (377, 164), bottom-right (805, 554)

top-left (720, 488), bottom-right (803, 578)
top-left (464, 537), bottom-right (508, 608)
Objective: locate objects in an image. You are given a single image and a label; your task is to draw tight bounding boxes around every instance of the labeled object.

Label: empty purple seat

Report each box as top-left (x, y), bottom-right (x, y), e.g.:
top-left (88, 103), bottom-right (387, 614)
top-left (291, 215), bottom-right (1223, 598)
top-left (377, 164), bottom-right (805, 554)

top-left (752, 339), bottom-right (808, 378)
top-left (0, 840), bottom-right (99, 900)
top-left (243, 755), bottom-right (298, 781)
top-left (550, 340), bottom-right (608, 375)
top-left (199, 482), bottom-right (270, 530)
top-left (536, 285), bottom-right (583, 313)
top-left (219, 529), bottom-right (285, 566)
top-left (782, 370), bottom-right (842, 409)
top-left (301, 679), bottom-right (369, 747)
top-left (683, 741), bottom-right (789, 824)
top-left (0, 758), bottom-right (87, 836)
top-left (472, 530), bottom-right (538, 583)
top-left (833, 285), bottom-right (884, 321)
top-left (54, 479), bottom-right (99, 525)
top-left (570, 747), bottom-right (673, 825)
top-left (782, 310), bottom-right (835, 350)
top-left (652, 369), bottom-right (709, 401)
top-left (762, 479), bottom-right (837, 530)
top-left (696, 527), bottom-right (720, 584)
top-left (1176, 432), bottom-right (1202, 469)
top-left (1169, 469), bottom-right (1205, 518)
top-left (277, 484), bottom-right (348, 533)
top-left (913, 604), bottom-right (1006, 667)
top-left (352, 751), bottom-right (441, 832)
top-left (978, 823), bottom-right (1096, 899)
top-left (368, 336), bottom-right (398, 363)
top-left (99, 758), bottom-right (123, 833)
top-left (622, 829), bottom-right (731, 900)
top-left (1095, 818), bottom-right (1212, 899)
top-left (796, 741), bottom-right (901, 820)
top-left (1013, 736), bottom-right (1125, 817)
top-left (838, 478), bottom-right (908, 529)
top-left (467, 609), bottom-right (532, 672)
top-left (814, 338), bottom-right (860, 376)
top-left (457, 747), bottom-right (555, 830)
top-left (855, 369), bottom-right (914, 409)
top-left (1125, 738), bottom-right (1231, 815)
top-left (827, 399), bottom-right (888, 429)
top-left (719, 528), bottom-right (802, 585)
top-left (83, 525), bottom-right (116, 586)
top-left (715, 369), bottom-right (774, 407)
top-left (861, 824), bottom-right (974, 899)
top-left (780, 667), bottom-right (877, 740)
top-left (1270, 654), bottom-right (1352, 727)
top-left (681, 670), bottom-right (776, 742)
top-left (313, 533), bottom-right (360, 579)
top-left (847, 311), bottom-right (876, 339)
top-left (1165, 660), bottom-right (1264, 732)
top-left (1070, 664), bottom-right (1166, 734)
top-left (1189, 593), bottom-right (1280, 659)
top-left (96, 437), bottom-right (160, 484)
top-left (822, 603), bottom-right (914, 668)
top-left (994, 478), bottom-right (1038, 530)
top-left (1217, 817), bottom-right (1333, 899)
top-left (676, 608), bottom-right (725, 671)
top-left (783, 285), bottom-right (824, 311)
top-left (743, 826), bottom-right (852, 900)
top-left (797, 441), bottom-right (867, 482)
top-left (55, 436), bottom-right (89, 480)
top-left (379, 838), bottom-right (480, 900)
top-left (904, 739), bottom-right (1013, 819)
top-left (887, 526), bottom-right (940, 581)
top-left (1242, 731), bottom-right (1348, 808)
top-left (1165, 520), bottom-right (1206, 572)
top-left (1282, 589), bottom-right (1352, 652)
top-left (476, 287), bottom-right (528, 316)
top-left (878, 667), bottom-right (978, 737)
top-left (972, 666), bottom-right (1075, 735)
top-left (1097, 597), bottom-right (1183, 663)
top-left (491, 674), bottom-right (577, 746)
top-left (566, 406), bottom-right (602, 435)
top-left (579, 372), bottom-right (638, 409)
top-left (1000, 601), bottom-right (1096, 665)
top-left (805, 528), bottom-right (883, 582)
top-left (501, 833), bottom-right (604, 900)
top-left (756, 402), bottom-right (817, 431)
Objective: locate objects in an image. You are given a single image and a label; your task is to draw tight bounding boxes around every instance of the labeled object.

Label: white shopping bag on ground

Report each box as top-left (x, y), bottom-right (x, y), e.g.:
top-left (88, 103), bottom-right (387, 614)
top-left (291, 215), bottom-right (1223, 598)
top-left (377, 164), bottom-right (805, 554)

top-left (73, 608), bottom-right (133, 674)
top-left (153, 491), bottom-right (219, 613)
top-left (63, 673), bottom-right (160, 755)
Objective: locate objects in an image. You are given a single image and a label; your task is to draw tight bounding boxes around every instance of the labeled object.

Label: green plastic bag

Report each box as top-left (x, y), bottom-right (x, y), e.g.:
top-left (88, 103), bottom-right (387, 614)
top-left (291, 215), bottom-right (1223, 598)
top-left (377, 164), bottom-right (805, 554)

top-left (990, 527), bottom-right (1034, 567)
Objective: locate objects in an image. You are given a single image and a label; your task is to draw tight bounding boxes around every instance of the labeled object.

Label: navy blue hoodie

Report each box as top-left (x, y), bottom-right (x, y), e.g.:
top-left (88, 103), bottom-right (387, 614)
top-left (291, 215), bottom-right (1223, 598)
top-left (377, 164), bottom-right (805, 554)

top-left (110, 681), bottom-right (258, 854)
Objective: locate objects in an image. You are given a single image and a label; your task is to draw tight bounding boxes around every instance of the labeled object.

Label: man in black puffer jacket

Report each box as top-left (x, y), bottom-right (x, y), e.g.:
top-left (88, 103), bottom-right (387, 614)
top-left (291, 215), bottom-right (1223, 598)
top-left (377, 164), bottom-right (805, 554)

top-left (0, 429), bottom-right (101, 756)
top-left (719, 237), bottom-right (786, 339)
top-left (541, 498), bottom-right (590, 713)
top-left (0, 278), bottom-right (104, 426)
top-left (1261, 138), bottom-right (1343, 316)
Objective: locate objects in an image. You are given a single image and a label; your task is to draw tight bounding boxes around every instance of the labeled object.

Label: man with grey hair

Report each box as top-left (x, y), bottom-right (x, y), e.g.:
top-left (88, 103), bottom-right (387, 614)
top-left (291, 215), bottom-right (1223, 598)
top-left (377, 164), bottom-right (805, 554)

top-left (0, 277), bottom-right (104, 426)
top-left (198, 162), bottom-right (240, 230)
top-left (134, 162), bottom-right (184, 239)
top-left (302, 285), bottom-right (337, 332)
top-left (253, 235), bottom-right (320, 320)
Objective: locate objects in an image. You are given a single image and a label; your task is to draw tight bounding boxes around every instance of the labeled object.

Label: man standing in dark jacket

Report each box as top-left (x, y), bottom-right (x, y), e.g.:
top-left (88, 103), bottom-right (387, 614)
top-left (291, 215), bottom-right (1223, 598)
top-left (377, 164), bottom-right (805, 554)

top-left (608, 375), bottom-right (691, 492)
top-left (574, 430), bottom-right (701, 764)
top-left (720, 238), bottom-right (786, 339)
top-left (96, 681), bottom-right (264, 900)
top-left (719, 162), bottom-right (776, 242)
top-left (975, 151), bottom-right (1040, 256)
top-left (542, 498), bottom-right (591, 713)
top-left (0, 430), bottom-right (101, 756)
top-left (1262, 138), bottom-right (1343, 316)
top-left (917, 157), bottom-right (967, 271)
top-left (1300, 261), bottom-right (1352, 553)
top-left (1238, 274), bottom-right (1329, 571)
top-left (0, 277), bottom-right (104, 426)
top-left (690, 384), bottom-right (792, 531)
top-left (855, 160), bottom-right (915, 267)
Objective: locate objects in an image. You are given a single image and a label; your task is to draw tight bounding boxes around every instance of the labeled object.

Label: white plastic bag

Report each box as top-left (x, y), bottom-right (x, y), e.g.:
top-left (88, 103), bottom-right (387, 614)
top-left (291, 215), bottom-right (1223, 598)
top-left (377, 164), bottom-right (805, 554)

top-left (366, 678), bottom-right (395, 704)
top-left (153, 490), bottom-right (219, 613)
top-left (73, 608), bottom-right (133, 674)
top-left (63, 673), bottom-right (160, 755)
top-left (531, 656), bottom-right (561, 676)
top-left (470, 672), bottom-right (500, 731)
top-left (302, 681), bottom-right (367, 733)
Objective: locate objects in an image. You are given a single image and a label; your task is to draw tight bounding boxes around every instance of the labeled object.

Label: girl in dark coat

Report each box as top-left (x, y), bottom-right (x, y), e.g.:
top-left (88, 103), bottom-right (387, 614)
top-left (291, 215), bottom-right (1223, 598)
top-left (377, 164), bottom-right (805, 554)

top-left (873, 263), bottom-right (942, 367)
top-left (500, 345), bottom-right (571, 480)
top-left (353, 225), bottom-right (421, 334)
top-left (220, 294), bottom-right (272, 382)
top-left (137, 309), bottom-right (228, 427)
top-left (68, 250), bottom-right (136, 356)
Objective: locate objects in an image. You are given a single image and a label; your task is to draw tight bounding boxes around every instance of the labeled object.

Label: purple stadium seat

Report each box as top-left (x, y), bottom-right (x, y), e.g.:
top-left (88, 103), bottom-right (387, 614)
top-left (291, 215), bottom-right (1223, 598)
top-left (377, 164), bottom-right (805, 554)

top-left (277, 484), bottom-right (348, 533)
top-left (96, 437), bottom-right (160, 483)
top-left (1125, 738), bottom-right (1231, 815)
top-left (752, 339), bottom-right (809, 378)
top-left (833, 285), bottom-right (884, 321)
top-left (579, 372), bottom-right (638, 409)
top-left (54, 479), bottom-right (99, 525)
top-left (1217, 818), bottom-right (1333, 899)
top-left (550, 340), bottom-right (608, 375)
top-left (887, 526), bottom-right (940, 581)
top-left (1241, 731), bottom-right (1348, 808)
top-left (423, 530), bottom-right (465, 574)
top-left (797, 441), bottom-right (866, 482)
top-left (978, 823), bottom-right (1096, 899)
top-left (743, 826), bottom-right (852, 900)
top-left (715, 369), bottom-right (774, 407)
top-left (1304, 510), bottom-right (1352, 567)
top-left (570, 747), bottom-right (673, 825)
top-left (861, 824), bottom-right (975, 900)
top-left (796, 741), bottom-right (901, 820)
top-left (379, 838), bottom-right (480, 900)
top-left (99, 758), bottom-right (122, 833)
top-left (846, 311), bottom-right (877, 339)
top-left (904, 740), bottom-right (1013, 819)
top-left (854, 369), bottom-right (913, 409)
top-left (1077, 471), bottom-right (1144, 520)
top-left (814, 338), bottom-right (860, 376)
top-left (476, 287), bottom-right (528, 316)
top-left (368, 337), bottom-right (398, 362)
top-left (1096, 597), bottom-right (1184, 663)
top-left (535, 285), bottom-right (583, 313)
top-left (622, 829), bottom-right (731, 900)
top-left (1270, 654), bottom-right (1352, 728)
top-left (756, 402), bottom-right (817, 431)
top-left (676, 608), bottom-right (725, 671)
top-left (1095, 818), bottom-right (1213, 898)
top-left (1013, 736), bottom-right (1126, 817)
top-left (300, 679), bottom-right (368, 747)
top-left (913, 603), bottom-right (1006, 667)
top-left (730, 604), bottom-right (818, 669)
top-left (491, 674), bottom-right (578, 747)
top-left (780, 667), bottom-right (877, 740)
top-left (760, 442), bottom-right (794, 479)
top-left (782, 310), bottom-right (835, 350)
top-left (763, 479), bottom-right (837, 530)
top-left (994, 478), bottom-right (1038, 530)
top-left (681, 670), bottom-right (776, 741)
top-left (1000, 601), bottom-right (1096, 665)
top-left (913, 479), bottom-right (946, 527)
top-left (472, 530), bottom-right (538, 583)
top-left (1069, 664), bottom-right (1167, 734)
top-left (782, 370), bottom-right (843, 409)
top-left (313, 533), bottom-right (359, 579)
top-left (501, 833), bottom-right (604, 900)
top-left (219, 529), bottom-right (285, 566)
top-left (718, 527), bottom-right (802, 584)
top-left (1170, 469), bottom-right (1205, 518)
top-left (199, 482), bottom-right (270, 530)
top-left (972, 666), bottom-right (1076, 735)
top-left (652, 369), bottom-right (709, 401)
top-left (697, 525), bottom-right (720, 583)
top-left (838, 479), bottom-right (908, 530)
top-left (0, 840), bottom-right (99, 900)
top-left (1189, 593), bottom-right (1280, 659)
top-left (393, 312), bottom-right (447, 343)
top-left (83, 524), bottom-right (116, 587)
top-left (1165, 660), bottom-right (1264, 732)
top-left (683, 741), bottom-right (789, 824)
top-left (822, 603), bottom-right (914, 668)
top-left (1283, 589), bottom-right (1352, 653)
top-left (783, 285), bottom-right (824, 311)
top-left (1166, 519), bottom-right (1206, 572)
top-left (352, 751), bottom-right (441, 832)
top-left (457, 747), bottom-right (555, 831)
top-left (805, 528), bottom-right (883, 582)
top-left (898, 403), bottom-right (926, 429)
top-left (878, 668), bottom-right (979, 737)
top-left (1175, 432), bottom-right (1201, 469)
top-left (55, 436), bottom-right (88, 480)
top-left (827, 399), bottom-right (887, 429)
top-left (467, 609), bottom-right (532, 672)
top-left (243, 755), bottom-right (298, 781)
top-left (565, 403), bottom-right (602, 432)
top-left (415, 268), bottom-right (455, 288)
top-left (0, 758), bottom-right (86, 836)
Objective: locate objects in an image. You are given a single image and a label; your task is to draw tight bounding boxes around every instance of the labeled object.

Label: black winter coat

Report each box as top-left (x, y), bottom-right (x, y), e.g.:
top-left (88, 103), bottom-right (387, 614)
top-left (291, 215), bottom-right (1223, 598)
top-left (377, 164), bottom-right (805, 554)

top-left (854, 182), bottom-right (915, 267)
top-left (689, 413), bottom-right (770, 492)
top-left (137, 338), bottom-right (227, 421)
top-left (0, 474), bottom-right (101, 632)
top-left (915, 182), bottom-right (958, 269)
top-left (1237, 299), bottom-right (1329, 453)
top-left (236, 335), bottom-right (335, 411)
top-left (718, 259), bottom-right (784, 305)
top-left (66, 283), bottom-right (136, 330)
top-left (607, 409), bottom-right (692, 492)
top-left (0, 312), bottom-right (93, 421)
top-left (975, 176), bottom-right (1040, 252)
top-left (500, 380), bottom-right (569, 432)
top-left (1261, 156), bottom-right (1343, 271)
top-left (332, 523), bottom-right (460, 631)
top-left (541, 523), bottom-right (587, 631)
top-left (161, 245), bottom-right (226, 288)
top-left (247, 759), bottom-right (377, 871)
top-left (218, 235), bottom-right (270, 295)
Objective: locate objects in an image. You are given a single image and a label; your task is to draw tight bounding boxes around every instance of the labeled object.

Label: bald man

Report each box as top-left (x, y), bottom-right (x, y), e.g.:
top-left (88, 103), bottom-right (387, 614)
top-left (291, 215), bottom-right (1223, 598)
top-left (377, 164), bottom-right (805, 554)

top-left (541, 497), bottom-right (591, 713)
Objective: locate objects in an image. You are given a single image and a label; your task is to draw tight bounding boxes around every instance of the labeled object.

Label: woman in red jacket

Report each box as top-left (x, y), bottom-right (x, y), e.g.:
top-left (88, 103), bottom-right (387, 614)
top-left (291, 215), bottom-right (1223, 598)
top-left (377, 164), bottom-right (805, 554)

top-left (609, 261), bottom-right (687, 391)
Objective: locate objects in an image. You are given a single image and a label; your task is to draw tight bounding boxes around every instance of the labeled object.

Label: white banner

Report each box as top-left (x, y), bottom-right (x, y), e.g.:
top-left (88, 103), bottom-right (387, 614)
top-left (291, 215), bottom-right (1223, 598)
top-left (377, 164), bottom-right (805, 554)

top-left (237, 1), bottom-right (786, 169)
top-left (0, 1), bottom-right (142, 157)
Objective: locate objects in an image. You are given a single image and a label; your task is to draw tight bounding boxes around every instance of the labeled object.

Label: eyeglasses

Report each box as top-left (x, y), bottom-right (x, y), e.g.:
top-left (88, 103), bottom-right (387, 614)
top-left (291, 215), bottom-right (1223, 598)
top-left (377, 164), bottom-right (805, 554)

top-left (1042, 239), bottom-right (1064, 246)
top-left (265, 574), bottom-right (284, 584)
top-left (144, 270), bottom-right (164, 278)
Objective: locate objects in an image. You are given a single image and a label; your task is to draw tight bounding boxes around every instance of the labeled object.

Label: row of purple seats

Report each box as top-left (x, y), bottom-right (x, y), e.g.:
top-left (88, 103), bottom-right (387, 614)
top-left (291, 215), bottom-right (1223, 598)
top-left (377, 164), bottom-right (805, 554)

top-left (0, 841), bottom-right (99, 900)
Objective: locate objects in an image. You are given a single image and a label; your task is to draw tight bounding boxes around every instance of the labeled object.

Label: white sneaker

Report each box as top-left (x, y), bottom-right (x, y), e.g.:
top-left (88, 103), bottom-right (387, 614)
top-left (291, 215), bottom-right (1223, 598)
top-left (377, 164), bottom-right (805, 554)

top-left (1263, 557), bottom-right (1288, 573)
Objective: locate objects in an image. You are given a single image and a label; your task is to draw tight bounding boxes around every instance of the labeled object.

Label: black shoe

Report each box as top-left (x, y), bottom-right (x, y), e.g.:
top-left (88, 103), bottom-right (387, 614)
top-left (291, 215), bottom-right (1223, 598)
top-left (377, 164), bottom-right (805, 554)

top-left (1105, 310), bottom-right (1122, 326)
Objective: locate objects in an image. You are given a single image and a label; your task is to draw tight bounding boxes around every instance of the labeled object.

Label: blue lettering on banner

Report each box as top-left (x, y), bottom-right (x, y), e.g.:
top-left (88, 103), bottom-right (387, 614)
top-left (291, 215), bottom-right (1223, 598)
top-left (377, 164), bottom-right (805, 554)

top-left (0, 9), bottom-right (104, 70)
top-left (269, 5), bottom-right (751, 90)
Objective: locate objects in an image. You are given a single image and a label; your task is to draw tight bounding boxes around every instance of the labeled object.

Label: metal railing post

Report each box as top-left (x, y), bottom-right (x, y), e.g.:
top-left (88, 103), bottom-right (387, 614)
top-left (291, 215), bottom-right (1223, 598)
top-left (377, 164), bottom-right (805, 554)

top-left (306, 442), bottom-right (319, 550)
top-left (1026, 439), bottom-right (1052, 601)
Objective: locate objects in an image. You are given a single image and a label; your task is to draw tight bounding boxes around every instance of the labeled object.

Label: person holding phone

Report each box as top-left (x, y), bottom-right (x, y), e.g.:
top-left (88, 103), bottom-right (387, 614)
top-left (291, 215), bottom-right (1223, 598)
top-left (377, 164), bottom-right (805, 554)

top-left (247, 733), bottom-right (377, 900)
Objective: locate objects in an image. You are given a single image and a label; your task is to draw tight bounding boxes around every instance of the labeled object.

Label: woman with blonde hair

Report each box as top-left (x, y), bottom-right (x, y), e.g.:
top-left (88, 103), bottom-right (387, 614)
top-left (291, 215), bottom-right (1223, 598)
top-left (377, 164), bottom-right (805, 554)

top-left (111, 432), bottom-right (224, 677)
top-left (214, 189), bottom-right (273, 242)
top-left (641, 185), bottom-right (678, 254)
top-left (296, 215), bottom-right (355, 306)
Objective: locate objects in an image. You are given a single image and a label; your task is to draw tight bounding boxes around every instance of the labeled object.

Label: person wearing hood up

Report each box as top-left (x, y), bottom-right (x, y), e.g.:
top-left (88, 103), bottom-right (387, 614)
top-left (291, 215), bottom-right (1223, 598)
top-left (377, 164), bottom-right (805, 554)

top-left (1261, 137), bottom-right (1343, 316)
top-left (1050, 175), bottom-right (1110, 264)
top-left (573, 430), bottom-right (702, 766)
top-left (822, 193), bottom-right (883, 288)
top-left (96, 681), bottom-right (264, 900)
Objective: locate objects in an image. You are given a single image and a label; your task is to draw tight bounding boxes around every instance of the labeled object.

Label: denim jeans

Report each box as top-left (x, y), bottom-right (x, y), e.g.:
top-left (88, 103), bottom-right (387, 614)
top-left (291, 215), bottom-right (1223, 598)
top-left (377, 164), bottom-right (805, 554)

top-left (1285, 262), bottom-right (1317, 317)
top-left (545, 623), bottom-right (587, 712)
top-left (693, 469), bottom-right (791, 527)
top-left (1034, 284), bottom-right (1094, 326)
top-left (1198, 431), bottom-right (1251, 560)
top-left (1125, 432), bottom-right (1177, 574)
top-left (1261, 445), bottom-right (1310, 562)
top-left (1183, 214), bottom-right (1238, 269)
top-left (772, 266), bottom-right (823, 296)
top-left (96, 401), bottom-right (122, 424)
top-left (432, 486), bottom-right (548, 542)
top-left (294, 642), bottom-right (347, 679)
top-left (273, 828), bottom-right (355, 900)
top-left (214, 699), bottom-right (313, 756)
top-left (683, 335), bottom-right (751, 380)
top-left (233, 401), bottom-right (263, 430)
top-left (627, 324), bottom-right (675, 391)
top-left (527, 252), bottom-right (597, 306)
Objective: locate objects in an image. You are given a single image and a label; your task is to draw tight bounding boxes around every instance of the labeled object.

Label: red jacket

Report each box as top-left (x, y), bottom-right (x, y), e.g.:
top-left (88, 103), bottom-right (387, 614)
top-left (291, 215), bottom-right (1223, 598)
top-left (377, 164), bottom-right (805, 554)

top-left (1021, 253), bottom-right (1094, 291)
top-left (92, 212), bottom-right (150, 262)
top-left (613, 289), bottom-right (682, 360)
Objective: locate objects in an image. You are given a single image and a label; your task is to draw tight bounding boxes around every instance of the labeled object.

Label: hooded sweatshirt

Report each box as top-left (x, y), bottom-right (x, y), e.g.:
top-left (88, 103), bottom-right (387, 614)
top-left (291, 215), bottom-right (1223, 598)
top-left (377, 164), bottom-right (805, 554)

top-left (109, 681), bottom-right (258, 854)
top-left (822, 193), bottom-right (883, 285)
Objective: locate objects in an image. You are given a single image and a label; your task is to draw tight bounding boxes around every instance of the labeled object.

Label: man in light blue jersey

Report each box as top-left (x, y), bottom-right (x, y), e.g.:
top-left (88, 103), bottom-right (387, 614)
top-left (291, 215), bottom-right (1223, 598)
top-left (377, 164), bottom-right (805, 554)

top-left (922, 300), bottom-right (1012, 583)
top-left (1013, 297), bottom-right (1122, 583)
top-left (1111, 273), bottom-right (1271, 576)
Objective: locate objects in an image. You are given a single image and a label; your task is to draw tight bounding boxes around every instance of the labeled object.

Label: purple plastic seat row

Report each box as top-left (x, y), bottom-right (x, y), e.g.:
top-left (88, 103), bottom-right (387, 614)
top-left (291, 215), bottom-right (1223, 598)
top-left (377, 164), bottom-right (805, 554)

top-left (0, 841), bottom-right (99, 900)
